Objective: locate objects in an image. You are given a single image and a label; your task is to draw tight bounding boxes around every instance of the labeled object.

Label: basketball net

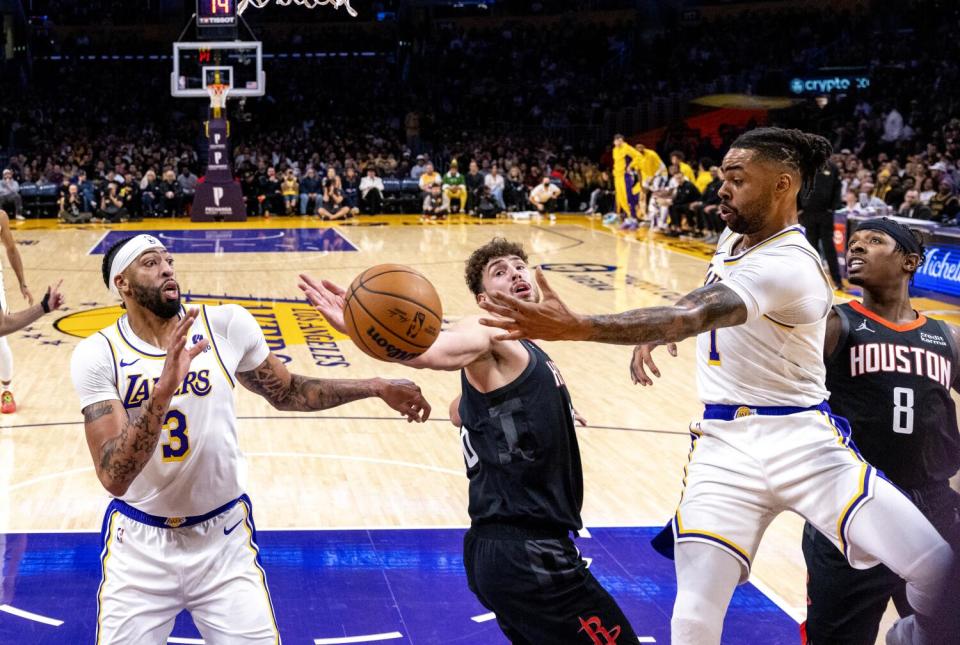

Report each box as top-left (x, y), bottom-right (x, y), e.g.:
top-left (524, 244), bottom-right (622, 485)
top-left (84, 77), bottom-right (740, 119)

top-left (207, 83), bottom-right (230, 119)
top-left (237, 0), bottom-right (357, 18)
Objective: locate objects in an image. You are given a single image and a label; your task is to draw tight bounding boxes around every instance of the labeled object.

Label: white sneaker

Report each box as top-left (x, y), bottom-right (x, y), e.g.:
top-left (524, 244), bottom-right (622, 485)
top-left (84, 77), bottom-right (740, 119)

top-left (14, 214), bottom-right (25, 221)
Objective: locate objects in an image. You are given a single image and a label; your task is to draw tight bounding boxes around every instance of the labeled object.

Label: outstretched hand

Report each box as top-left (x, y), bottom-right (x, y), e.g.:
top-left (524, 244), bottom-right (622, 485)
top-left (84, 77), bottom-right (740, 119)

top-left (378, 378), bottom-right (432, 423)
top-left (43, 280), bottom-right (65, 312)
top-left (477, 267), bottom-right (590, 342)
top-left (158, 308), bottom-right (208, 396)
top-left (630, 342), bottom-right (678, 386)
top-left (298, 273), bottom-right (348, 334)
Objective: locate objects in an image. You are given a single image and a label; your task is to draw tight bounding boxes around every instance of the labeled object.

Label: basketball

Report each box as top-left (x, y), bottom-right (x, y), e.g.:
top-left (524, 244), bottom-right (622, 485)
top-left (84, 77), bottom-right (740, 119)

top-left (343, 264), bottom-right (443, 362)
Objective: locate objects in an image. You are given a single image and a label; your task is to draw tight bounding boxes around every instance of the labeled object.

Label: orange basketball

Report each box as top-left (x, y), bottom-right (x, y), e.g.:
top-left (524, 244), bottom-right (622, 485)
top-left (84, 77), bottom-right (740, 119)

top-left (343, 264), bottom-right (443, 363)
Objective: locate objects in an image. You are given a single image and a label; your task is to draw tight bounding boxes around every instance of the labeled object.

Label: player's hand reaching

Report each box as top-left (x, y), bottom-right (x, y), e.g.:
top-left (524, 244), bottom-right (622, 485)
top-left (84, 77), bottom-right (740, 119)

top-left (20, 284), bottom-right (34, 306)
top-left (377, 378), bottom-right (431, 423)
top-left (157, 308), bottom-right (208, 397)
top-left (478, 267), bottom-right (590, 342)
top-left (630, 342), bottom-right (678, 386)
top-left (42, 280), bottom-right (65, 312)
top-left (298, 273), bottom-right (348, 334)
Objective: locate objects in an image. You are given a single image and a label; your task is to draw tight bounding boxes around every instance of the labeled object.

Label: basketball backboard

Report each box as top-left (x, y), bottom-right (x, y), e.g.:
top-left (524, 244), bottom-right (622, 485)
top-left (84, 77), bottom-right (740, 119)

top-left (171, 41), bottom-right (265, 98)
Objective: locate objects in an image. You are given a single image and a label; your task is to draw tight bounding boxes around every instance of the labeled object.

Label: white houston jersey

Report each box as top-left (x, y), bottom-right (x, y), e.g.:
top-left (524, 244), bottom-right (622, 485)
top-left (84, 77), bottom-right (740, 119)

top-left (696, 225), bottom-right (833, 407)
top-left (71, 304), bottom-right (269, 517)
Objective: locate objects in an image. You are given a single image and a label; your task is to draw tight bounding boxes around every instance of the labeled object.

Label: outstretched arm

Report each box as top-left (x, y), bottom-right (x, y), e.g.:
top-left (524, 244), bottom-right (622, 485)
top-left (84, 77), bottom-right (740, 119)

top-left (479, 267), bottom-right (746, 345)
top-left (0, 281), bottom-right (65, 336)
top-left (298, 273), bottom-right (494, 372)
top-left (237, 353), bottom-right (431, 422)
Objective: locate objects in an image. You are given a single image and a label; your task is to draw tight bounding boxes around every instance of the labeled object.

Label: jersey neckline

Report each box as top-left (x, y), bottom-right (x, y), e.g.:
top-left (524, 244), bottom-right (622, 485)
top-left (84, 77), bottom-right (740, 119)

top-left (848, 300), bottom-right (927, 332)
top-left (115, 307), bottom-right (187, 358)
top-left (723, 225), bottom-right (805, 264)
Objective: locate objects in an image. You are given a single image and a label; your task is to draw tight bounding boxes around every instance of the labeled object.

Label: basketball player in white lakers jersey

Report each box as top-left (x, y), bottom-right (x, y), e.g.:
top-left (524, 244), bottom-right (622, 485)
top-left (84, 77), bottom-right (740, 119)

top-left (477, 128), bottom-right (953, 645)
top-left (71, 235), bottom-right (431, 644)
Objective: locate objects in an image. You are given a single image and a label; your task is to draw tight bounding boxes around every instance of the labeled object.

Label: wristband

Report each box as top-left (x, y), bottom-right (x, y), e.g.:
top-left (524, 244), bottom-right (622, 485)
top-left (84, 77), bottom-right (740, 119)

top-left (41, 292), bottom-right (51, 313)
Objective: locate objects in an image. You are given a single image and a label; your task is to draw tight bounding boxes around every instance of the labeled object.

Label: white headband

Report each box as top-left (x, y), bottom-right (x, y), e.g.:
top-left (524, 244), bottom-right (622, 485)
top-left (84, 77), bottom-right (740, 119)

top-left (109, 234), bottom-right (166, 297)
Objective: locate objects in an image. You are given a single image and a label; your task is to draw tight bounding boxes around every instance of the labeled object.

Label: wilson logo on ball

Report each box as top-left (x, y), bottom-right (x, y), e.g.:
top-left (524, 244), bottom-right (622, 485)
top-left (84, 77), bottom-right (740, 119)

top-left (365, 326), bottom-right (422, 361)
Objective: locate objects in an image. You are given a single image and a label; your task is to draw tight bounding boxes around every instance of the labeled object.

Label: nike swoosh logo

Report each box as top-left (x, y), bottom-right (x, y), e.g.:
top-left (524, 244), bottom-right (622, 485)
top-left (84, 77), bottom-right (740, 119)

top-left (224, 520), bottom-right (243, 536)
top-left (119, 359), bottom-right (140, 367)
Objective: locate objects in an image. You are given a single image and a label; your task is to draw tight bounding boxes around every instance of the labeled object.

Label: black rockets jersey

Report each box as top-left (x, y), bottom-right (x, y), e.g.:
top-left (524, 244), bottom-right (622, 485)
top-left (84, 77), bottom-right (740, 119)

top-left (457, 340), bottom-right (583, 531)
top-left (826, 301), bottom-right (960, 489)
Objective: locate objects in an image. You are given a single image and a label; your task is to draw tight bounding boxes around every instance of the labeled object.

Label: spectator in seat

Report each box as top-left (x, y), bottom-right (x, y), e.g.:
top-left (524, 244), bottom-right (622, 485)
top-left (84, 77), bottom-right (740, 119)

top-left (884, 175), bottom-right (906, 211)
top-left (98, 182), bottom-right (127, 223)
top-left (666, 169), bottom-right (701, 237)
top-left (0, 169), bottom-right (24, 221)
top-left (319, 181), bottom-right (350, 220)
top-left (465, 160), bottom-right (484, 215)
top-left (549, 164), bottom-right (577, 211)
top-left (919, 176), bottom-right (937, 203)
top-left (857, 181), bottom-right (888, 212)
top-left (120, 173), bottom-right (142, 221)
top-left (898, 189), bottom-right (935, 220)
top-left (693, 166), bottom-right (723, 243)
top-left (418, 162), bottom-right (441, 193)
top-left (140, 169), bottom-right (160, 217)
top-left (77, 170), bottom-right (95, 213)
top-left (158, 170), bottom-right (183, 217)
top-left (241, 171), bottom-right (260, 217)
top-left (281, 169), bottom-right (299, 215)
top-left (442, 161), bottom-right (467, 213)
top-left (260, 166), bottom-right (284, 217)
top-left (410, 155), bottom-right (427, 181)
top-left (529, 176), bottom-right (561, 213)
top-left (587, 171), bottom-right (615, 216)
top-left (504, 166), bottom-right (527, 212)
top-left (299, 167), bottom-right (321, 215)
top-left (360, 167), bottom-right (384, 214)
top-left (484, 164), bottom-right (506, 211)
top-left (178, 167), bottom-right (198, 214)
top-left (341, 166), bottom-right (360, 217)
top-left (423, 183), bottom-right (450, 219)
top-left (929, 180), bottom-right (960, 222)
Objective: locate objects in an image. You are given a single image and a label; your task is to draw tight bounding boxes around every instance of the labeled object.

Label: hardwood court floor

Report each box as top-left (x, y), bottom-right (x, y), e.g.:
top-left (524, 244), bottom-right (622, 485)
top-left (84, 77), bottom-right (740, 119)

top-left (0, 214), bottom-right (956, 641)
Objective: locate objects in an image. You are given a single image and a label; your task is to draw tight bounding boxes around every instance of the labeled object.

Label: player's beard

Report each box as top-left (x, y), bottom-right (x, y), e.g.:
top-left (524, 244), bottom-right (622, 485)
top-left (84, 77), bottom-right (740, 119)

top-left (131, 281), bottom-right (181, 319)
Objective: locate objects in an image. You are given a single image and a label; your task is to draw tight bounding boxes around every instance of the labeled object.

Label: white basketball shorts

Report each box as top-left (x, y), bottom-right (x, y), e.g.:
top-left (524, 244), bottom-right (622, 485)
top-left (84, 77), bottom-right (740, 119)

top-left (96, 494), bottom-right (280, 644)
top-left (672, 403), bottom-right (885, 582)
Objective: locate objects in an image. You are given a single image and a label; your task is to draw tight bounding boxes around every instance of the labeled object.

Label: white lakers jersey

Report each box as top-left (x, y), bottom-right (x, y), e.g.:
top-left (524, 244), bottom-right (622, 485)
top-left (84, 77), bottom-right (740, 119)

top-left (696, 225), bottom-right (833, 407)
top-left (71, 304), bottom-right (269, 517)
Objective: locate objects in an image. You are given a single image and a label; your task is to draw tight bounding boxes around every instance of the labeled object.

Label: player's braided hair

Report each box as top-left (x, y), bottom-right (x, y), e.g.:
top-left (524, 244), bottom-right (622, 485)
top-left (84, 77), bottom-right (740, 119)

top-left (465, 237), bottom-right (529, 296)
top-left (730, 127), bottom-right (833, 195)
top-left (101, 237), bottom-right (136, 288)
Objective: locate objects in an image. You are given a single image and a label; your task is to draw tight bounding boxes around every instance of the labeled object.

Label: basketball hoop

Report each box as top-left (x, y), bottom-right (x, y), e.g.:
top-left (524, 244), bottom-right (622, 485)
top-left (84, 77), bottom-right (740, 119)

top-left (237, 0), bottom-right (357, 18)
top-left (207, 83), bottom-right (231, 118)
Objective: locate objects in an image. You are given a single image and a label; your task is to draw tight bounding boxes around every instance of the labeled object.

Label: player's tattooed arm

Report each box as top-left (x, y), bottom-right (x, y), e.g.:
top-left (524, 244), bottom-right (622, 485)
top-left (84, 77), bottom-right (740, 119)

top-left (480, 266), bottom-right (748, 345)
top-left (582, 283), bottom-right (748, 345)
top-left (237, 354), bottom-right (431, 421)
top-left (83, 395), bottom-right (171, 497)
top-left (479, 267), bottom-right (746, 345)
top-left (82, 310), bottom-right (206, 497)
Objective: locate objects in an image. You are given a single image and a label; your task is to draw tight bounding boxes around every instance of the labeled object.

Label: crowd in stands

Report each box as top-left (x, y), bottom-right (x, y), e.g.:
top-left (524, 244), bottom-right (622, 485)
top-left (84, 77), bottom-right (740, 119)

top-left (1, 2), bottom-right (958, 227)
